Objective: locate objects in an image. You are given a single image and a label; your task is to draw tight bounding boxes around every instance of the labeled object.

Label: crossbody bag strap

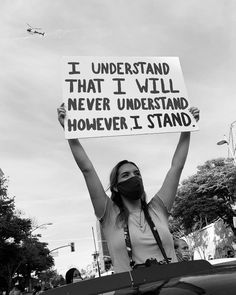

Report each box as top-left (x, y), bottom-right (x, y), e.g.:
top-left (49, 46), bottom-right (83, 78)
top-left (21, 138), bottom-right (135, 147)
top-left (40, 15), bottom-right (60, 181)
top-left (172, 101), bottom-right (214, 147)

top-left (142, 202), bottom-right (170, 264)
top-left (123, 222), bottom-right (136, 268)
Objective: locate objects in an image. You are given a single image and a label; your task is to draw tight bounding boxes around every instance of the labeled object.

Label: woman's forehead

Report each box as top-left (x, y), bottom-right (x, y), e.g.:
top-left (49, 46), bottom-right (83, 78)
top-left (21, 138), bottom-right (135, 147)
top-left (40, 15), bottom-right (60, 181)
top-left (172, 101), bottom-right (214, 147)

top-left (118, 163), bottom-right (139, 174)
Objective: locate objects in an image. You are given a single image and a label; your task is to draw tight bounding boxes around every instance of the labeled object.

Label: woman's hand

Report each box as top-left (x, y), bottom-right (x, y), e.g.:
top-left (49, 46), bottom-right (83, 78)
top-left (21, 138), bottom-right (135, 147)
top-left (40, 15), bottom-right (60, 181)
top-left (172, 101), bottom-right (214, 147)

top-left (189, 107), bottom-right (200, 122)
top-left (57, 103), bottom-right (66, 128)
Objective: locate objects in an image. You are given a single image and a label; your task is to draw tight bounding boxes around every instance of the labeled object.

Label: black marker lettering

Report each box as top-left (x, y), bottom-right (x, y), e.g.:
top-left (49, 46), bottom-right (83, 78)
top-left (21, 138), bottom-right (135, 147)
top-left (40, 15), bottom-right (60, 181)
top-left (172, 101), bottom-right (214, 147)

top-left (135, 79), bottom-right (148, 93)
top-left (181, 112), bottom-right (191, 126)
top-left (163, 114), bottom-right (173, 127)
top-left (65, 79), bottom-right (77, 92)
top-left (113, 78), bottom-right (126, 94)
top-left (171, 112), bottom-right (182, 126)
top-left (160, 78), bottom-right (170, 93)
top-left (150, 78), bottom-right (160, 94)
top-left (68, 62), bottom-right (80, 74)
top-left (130, 115), bottom-right (142, 129)
top-left (68, 98), bottom-right (77, 111)
top-left (68, 119), bottom-right (77, 131)
top-left (169, 79), bottom-right (179, 93)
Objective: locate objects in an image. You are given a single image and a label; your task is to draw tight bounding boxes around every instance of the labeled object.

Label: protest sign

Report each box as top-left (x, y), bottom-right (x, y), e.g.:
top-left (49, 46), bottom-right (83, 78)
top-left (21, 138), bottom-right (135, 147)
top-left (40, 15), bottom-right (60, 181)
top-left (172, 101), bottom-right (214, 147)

top-left (62, 56), bottom-right (198, 139)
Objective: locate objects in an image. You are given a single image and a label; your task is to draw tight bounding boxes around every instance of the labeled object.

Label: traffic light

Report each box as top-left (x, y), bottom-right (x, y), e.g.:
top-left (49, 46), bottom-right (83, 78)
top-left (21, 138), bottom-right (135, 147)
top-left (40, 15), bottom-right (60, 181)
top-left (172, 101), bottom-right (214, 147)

top-left (70, 242), bottom-right (75, 252)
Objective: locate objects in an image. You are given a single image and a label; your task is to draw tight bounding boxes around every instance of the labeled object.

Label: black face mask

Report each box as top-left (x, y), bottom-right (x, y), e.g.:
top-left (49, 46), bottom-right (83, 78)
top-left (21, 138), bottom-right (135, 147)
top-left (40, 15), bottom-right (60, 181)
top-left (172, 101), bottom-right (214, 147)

top-left (117, 176), bottom-right (144, 201)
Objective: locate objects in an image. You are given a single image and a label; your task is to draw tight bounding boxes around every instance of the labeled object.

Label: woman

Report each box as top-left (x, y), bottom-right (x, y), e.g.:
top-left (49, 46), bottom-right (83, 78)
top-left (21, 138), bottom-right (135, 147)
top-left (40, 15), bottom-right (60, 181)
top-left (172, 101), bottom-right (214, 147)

top-left (57, 104), bottom-right (199, 273)
top-left (65, 268), bottom-right (83, 284)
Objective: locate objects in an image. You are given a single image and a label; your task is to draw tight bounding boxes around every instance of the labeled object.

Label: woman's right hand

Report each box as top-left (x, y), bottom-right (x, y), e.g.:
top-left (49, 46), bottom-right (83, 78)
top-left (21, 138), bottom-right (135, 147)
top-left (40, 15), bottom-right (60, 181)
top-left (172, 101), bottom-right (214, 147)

top-left (57, 103), bottom-right (66, 128)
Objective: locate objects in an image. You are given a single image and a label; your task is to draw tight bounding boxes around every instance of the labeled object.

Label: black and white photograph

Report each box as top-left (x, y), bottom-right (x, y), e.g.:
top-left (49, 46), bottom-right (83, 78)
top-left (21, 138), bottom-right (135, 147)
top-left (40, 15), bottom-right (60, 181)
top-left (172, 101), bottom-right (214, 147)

top-left (1, 0), bottom-right (236, 294)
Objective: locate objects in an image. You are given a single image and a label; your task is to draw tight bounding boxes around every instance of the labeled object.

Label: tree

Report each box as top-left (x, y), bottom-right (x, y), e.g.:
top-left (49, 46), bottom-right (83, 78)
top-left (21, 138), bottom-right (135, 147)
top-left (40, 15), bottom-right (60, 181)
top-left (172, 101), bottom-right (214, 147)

top-left (171, 158), bottom-right (236, 236)
top-left (0, 176), bottom-right (54, 293)
top-left (38, 269), bottom-right (65, 288)
top-left (0, 176), bottom-right (32, 292)
top-left (17, 236), bottom-right (54, 290)
top-left (169, 215), bottom-right (185, 239)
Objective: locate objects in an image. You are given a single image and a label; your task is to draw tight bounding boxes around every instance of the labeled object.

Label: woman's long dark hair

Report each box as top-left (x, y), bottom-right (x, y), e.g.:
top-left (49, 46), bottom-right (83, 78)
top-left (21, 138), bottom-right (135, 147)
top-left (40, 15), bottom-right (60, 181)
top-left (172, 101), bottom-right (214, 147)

top-left (65, 268), bottom-right (82, 284)
top-left (109, 160), bottom-right (147, 227)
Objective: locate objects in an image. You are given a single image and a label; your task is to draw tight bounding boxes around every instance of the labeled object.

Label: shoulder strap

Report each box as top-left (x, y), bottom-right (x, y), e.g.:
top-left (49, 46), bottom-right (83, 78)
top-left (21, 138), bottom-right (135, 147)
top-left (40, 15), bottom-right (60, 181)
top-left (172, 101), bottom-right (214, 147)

top-left (123, 222), bottom-right (136, 268)
top-left (142, 201), bottom-right (170, 264)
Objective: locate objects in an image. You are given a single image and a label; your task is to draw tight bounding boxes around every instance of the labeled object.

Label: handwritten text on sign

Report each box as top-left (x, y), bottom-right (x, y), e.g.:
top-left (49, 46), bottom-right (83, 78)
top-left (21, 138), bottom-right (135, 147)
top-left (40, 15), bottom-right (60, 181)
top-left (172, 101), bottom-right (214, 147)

top-left (63, 57), bottom-right (198, 139)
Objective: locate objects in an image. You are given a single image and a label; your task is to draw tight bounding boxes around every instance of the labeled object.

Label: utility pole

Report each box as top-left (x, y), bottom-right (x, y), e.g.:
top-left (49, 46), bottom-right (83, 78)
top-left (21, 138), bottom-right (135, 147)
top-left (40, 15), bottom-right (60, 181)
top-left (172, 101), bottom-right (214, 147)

top-left (217, 120), bottom-right (236, 231)
top-left (92, 226), bottom-right (101, 277)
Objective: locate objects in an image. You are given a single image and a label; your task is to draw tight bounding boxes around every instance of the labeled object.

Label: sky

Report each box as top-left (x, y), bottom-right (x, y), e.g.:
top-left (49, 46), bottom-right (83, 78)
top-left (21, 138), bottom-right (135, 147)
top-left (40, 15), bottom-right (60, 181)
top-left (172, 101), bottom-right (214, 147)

top-left (1, 0), bottom-right (236, 276)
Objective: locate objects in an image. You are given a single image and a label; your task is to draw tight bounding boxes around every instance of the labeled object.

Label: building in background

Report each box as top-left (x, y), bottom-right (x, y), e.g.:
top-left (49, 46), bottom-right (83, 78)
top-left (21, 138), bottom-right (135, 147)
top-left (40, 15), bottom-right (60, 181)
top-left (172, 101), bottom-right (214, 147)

top-left (186, 218), bottom-right (236, 260)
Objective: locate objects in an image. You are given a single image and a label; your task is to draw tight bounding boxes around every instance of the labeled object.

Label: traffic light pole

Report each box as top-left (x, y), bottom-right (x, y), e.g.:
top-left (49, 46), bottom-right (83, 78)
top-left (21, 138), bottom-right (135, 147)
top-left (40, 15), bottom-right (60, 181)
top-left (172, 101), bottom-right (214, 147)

top-left (50, 243), bottom-right (75, 253)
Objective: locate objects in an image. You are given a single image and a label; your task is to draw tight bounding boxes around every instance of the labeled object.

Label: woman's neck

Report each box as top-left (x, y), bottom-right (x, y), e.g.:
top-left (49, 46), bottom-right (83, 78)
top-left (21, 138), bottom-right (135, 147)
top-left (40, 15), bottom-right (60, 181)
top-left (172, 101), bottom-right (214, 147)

top-left (121, 197), bottom-right (141, 212)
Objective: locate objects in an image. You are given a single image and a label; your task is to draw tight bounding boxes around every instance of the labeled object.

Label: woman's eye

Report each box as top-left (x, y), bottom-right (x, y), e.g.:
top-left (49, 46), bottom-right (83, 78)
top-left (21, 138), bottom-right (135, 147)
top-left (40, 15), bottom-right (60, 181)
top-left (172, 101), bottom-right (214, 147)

top-left (122, 173), bottom-right (129, 178)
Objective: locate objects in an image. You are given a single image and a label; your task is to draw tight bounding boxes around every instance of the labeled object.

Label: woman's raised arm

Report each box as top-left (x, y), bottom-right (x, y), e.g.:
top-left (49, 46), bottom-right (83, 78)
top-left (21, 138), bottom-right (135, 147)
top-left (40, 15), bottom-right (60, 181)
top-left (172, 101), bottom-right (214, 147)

top-left (57, 104), bottom-right (108, 219)
top-left (156, 107), bottom-right (200, 212)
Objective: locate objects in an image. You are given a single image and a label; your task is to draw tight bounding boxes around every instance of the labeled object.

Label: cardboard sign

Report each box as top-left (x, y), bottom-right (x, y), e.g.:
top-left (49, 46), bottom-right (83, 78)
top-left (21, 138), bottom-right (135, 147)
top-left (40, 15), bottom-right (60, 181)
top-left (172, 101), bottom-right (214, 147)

top-left (62, 56), bottom-right (198, 139)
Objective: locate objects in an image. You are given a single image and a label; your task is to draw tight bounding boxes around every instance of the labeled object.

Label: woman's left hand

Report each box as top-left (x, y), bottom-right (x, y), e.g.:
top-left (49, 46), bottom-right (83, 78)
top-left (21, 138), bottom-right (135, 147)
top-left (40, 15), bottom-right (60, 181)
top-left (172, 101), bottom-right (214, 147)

top-left (189, 107), bottom-right (200, 122)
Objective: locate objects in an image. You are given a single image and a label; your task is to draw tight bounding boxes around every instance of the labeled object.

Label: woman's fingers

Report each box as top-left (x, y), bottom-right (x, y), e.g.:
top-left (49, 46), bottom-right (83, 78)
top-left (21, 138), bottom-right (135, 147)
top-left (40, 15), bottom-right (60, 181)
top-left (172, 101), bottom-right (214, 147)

top-left (57, 103), bottom-right (66, 128)
top-left (189, 107), bottom-right (200, 122)
top-left (57, 107), bottom-right (65, 115)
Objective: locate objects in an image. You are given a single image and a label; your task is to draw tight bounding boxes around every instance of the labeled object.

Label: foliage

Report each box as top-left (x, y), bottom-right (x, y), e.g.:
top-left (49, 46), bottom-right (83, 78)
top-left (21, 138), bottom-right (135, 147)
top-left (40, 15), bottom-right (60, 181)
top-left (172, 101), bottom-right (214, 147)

top-left (38, 269), bottom-right (65, 287)
top-left (171, 158), bottom-right (236, 236)
top-left (18, 236), bottom-right (54, 276)
top-left (168, 215), bottom-right (185, 239)
top-left (0, 176), bottom-right (54, 292)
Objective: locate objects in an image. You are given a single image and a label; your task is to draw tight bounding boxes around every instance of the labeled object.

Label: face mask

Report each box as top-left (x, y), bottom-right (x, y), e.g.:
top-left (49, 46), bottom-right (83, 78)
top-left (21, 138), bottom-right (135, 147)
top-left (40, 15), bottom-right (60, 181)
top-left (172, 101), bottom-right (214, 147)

top-left (176, 249), bottom-right (191, 262)
top-left (117, 176), bottom-right (144, 201)
top-left (182, 251), bottom-right (191, 261)
top-left (73, 277), bottom-right (82, 283)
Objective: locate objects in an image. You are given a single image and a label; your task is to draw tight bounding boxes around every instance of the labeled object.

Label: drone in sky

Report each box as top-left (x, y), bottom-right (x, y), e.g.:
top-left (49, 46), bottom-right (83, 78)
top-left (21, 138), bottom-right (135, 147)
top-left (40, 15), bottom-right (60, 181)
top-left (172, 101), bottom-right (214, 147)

top-left (27, 24), bottom-right (45, 36)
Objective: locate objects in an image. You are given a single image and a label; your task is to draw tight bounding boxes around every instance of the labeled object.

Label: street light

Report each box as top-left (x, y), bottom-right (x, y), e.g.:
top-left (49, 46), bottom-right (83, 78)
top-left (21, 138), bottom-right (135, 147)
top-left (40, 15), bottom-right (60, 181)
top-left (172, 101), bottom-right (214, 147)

top-left (217, 120), bottom-right (236, 165)
top-left (217, 140), bottom-right (236, 165)
top-left (217, 135), bottom-right (233, 160)
top-left (30, 222), bottom-right (53, 234)
top-left (217, 139), bottom-right (228, 146)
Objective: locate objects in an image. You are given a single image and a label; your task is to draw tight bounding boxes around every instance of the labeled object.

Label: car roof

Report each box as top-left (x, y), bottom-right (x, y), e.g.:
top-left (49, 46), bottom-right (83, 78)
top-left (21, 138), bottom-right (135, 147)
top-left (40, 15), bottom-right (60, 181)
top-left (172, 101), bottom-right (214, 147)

top-left (208, 257), bottom-right (236, 266)
top-left (43, 260), bottom-right (236, 295)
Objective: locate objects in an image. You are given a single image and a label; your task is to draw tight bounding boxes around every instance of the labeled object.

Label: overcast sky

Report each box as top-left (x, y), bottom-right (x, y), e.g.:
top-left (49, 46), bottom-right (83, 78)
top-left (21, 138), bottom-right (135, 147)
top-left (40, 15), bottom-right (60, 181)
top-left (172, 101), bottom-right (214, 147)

top-left (1, 0), bottom-right (236, 276)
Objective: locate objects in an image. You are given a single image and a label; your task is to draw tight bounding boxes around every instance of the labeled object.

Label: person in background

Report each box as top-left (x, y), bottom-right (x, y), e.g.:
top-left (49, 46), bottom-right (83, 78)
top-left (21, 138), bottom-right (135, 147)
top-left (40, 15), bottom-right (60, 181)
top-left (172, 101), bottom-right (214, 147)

top-left (57, 104), bottom-right (199, 273)
top-left (65, 268), bottom-right (83, 284)
top-left (174, 238), bottom-right (191, 262)
top-left (227, 249), bottom-right (235, 258)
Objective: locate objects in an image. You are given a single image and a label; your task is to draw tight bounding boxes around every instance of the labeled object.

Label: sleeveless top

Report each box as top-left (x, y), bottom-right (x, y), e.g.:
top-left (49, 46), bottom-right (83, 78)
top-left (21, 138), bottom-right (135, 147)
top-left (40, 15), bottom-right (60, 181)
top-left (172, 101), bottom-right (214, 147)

top-left (100, 195), bottom-right (177, 273)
